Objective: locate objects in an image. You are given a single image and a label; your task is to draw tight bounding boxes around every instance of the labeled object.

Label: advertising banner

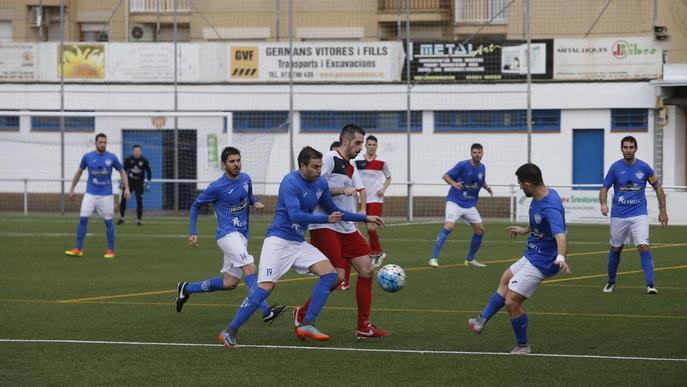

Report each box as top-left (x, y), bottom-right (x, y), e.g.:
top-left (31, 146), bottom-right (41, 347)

top-left (405, 40), bottom-right (553, 81)
top-left (516, 188), bottom-right (687, 225)
top-left (228, 42), bottom-right (405, 82)
top-left (0, 43), bottom-right (36, 81)
top-left (554, 37), bottom-right (662, 80)
top-left (58, 44), bottom-right (105, 79)
top-left (107, 43), bottom-right (200, 82)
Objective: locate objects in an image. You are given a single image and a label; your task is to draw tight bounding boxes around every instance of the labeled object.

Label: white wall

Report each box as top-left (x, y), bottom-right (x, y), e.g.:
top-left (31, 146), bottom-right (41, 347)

top-left (0, 81), bottom-right (674, 197)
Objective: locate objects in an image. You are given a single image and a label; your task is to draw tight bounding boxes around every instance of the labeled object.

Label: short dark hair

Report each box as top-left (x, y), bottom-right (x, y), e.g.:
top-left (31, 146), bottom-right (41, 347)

top-left (221, 146), bottom-right (241, 163)
top-left (621, 136), bottom-right (637, 148)
top-left (366, 135), bottom-right (378, 143)
top-left (515, 163), bottom-right (544, 186)
top-left (471, 143), bottom-right (483, 151)
top-left (298, 146), bottom-right (323, 168)
top-left (329, 141), bottom-right (341, 150)
top-left (132, 144), bottom-right (141, 150)
top-left (95, 133), bottom-right (107, 142)
top-left (339, 124), bottom-right (365, 143)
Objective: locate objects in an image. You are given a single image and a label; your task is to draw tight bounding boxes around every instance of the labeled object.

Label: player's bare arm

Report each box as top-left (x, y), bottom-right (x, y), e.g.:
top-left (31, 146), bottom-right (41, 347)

top-left (68, 168), bottom-right (84, 201)
top-left (358, 188), bottom-right (367, 213)
top-left (442, 173), bottom-right (463, 190)
top-left (120, 169), bottom-right (131, 200)
top-left (378, 176), bottom-right (391, 197)
top-left (483, 183), bottom-right (494, 196)
top-left (655, 185), bottom-right (668, 227)
top-left (554, 233), bottom-right (571, 273)
top-left (366, 215), bottom-right (385, 227)
top-left (505, 225), bottom-right (530, 238)
top-left (599, 186), bottom-right (610, 216)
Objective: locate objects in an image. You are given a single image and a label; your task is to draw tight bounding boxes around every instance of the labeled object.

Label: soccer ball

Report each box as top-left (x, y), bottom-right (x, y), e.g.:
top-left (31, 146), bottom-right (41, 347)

top-left (377, 264), bottom-right (406, 293)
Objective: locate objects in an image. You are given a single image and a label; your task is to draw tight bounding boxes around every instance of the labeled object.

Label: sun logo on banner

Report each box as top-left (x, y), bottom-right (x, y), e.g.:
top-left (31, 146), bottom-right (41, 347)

top-left (58, 44), bottom-right (105, 79)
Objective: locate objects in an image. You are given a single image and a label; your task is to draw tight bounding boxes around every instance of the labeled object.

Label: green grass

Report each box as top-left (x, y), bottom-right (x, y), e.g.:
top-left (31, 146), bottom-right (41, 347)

top-left (1, 215), bottom-right (686, 386)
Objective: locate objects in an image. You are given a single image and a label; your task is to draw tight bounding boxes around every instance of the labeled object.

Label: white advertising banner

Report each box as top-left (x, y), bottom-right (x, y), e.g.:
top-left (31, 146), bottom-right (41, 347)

top-left (227, 42), bottom-right (405, 82)
top-left (554, 37), bottom-right (662, 80)
top-left (107, 43), bottom-right (200, 82)
top-left (0, 43), bottom-right (36, 81)
top-left (517, 188), bottom-right (687, 225)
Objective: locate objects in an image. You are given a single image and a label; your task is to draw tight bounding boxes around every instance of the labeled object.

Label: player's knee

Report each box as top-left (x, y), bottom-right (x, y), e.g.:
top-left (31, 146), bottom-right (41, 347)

top-left (474, 225), bottom-right (485, 235)
top-left (610, 246), bottom-right (623, 253)
top-left (444, 222), bottom-right (455, 231)
top-left (358, 266), bottom-right (373, 278)
top-left (505, 299), bottom-right (523, 316)
top-left (258, 282), bottom-right (274, 292)
top-left (638, 244), bottom-right (650, 252)
top-left (366, 223), bottom-right (377, 232)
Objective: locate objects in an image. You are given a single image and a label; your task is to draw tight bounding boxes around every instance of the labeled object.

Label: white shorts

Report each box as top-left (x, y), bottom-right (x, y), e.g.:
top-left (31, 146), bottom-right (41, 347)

top-left (257, 236), bottom-right (329, 284)
top-left (216, 232), bottom-right (254, 279)
top-left (445, 201), bottom-right (482, 225)
top-left (508, 257), bottom-right (546, 298)
top-left (80, 193), bottom-right (115, 220)
top-left (610, 215), bottom-right (650, 247)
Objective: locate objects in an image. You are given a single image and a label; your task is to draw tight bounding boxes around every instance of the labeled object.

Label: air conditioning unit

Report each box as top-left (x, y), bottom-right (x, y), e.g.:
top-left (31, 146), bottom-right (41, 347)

top-left (129, 24), bottom-right (155, 42)
top-left (29, 6), bottom-right (43, 28)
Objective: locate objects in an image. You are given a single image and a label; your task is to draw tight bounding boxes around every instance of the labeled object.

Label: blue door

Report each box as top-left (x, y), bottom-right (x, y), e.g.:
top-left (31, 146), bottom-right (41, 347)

top-left (573, 129), bottom-right (604, 190)
top-left (122, 130), bottom-right (163, 210)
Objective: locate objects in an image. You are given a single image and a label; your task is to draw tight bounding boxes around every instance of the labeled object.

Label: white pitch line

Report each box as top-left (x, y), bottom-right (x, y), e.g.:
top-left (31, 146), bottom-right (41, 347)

top-left (1, 339), bottom-right (686, 363)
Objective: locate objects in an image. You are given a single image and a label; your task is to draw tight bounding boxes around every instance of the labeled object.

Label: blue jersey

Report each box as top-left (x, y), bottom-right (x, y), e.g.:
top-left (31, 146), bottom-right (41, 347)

top-left (602, 159), bottom-right (658, 219)
top-left (266, 171), bottom-right (368, 242)
top-left (446, 160), bottom-right (486, 209)
top-left (79, 151), bottom-right (122, 196)
top-left (189, 173), bottom-right (257, 240)
top-left (524, 188), bottom-right (566, 277)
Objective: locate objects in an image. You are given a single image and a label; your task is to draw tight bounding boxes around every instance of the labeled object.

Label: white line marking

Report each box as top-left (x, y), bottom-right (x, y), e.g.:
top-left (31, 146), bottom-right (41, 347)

top-left (1, 339), bottom-right (685, 362)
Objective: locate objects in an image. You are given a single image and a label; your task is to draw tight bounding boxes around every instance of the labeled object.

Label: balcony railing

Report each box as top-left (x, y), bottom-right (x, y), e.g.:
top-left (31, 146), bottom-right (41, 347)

top-left (455, 0), bottom-right (508, 23)
top-left (130, 0), bottom-right (191, 13)
top-left (378, 0), bottom-right (450, 11)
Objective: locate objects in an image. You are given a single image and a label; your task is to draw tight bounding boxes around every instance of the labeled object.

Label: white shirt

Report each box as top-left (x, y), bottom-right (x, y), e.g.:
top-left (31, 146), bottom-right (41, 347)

top-left (354, 154), bottom-right (391, 204)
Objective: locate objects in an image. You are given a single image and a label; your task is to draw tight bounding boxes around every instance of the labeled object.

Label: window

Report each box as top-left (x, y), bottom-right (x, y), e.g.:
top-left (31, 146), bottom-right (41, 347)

top-left (434, 110), bottom-right (560, 132)
top-left (232, 111), bottom-right (288, 133)
top-left (611, 109), bottom-right (648, 132)
top-left (0, 21), bottom-right (12, 42)
top-left (31, 115), bottom-right (95, 132)
top-left (300, 111), bottom-right (422, 133)
top-left (0, 116), bottom-right (19, 131)
top-left (80, 23), bottom-right (108, 42)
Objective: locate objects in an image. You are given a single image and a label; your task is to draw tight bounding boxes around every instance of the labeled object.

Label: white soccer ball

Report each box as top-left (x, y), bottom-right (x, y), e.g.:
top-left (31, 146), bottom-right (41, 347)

top-left (377, 264), bottom-right (406, 293)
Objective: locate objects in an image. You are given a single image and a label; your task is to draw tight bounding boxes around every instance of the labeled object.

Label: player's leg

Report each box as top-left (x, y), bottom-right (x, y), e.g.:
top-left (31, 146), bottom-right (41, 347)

top-left (631, 215), bottom-right (656, 293)
top-left (240, 262), bottom-right (287, 323)
top-left (134, 183), bottom-right (144, 224)
top-left (296, 229), bottom-right (344, 323)
top-left (366, 203), bottom-right (386, 267)
top-left (338, 260), bottom-right (352, 290)
top-left (97, 195), bottom-right (116, 257)
top-left (505, 289), bottom-right (530, 355)
top-left (118, 187), bottom-right (127, 224)
top-left (465, 207), bottom-right (486, 267)
top-left (605, 217), bottom-right (630, 292)
top-left (468, 262), bottom-right (516, 334)
top-left (429, 202), bottom-right (459, 267)
top-left (66, 194), bottom-right (95, 255)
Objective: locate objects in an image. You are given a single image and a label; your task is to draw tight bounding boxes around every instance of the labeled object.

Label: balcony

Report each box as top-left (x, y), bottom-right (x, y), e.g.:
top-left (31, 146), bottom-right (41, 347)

top-left (378, 0), bottom-right (452, 23)
top-left (129, 0), bottom-right (191, 13)
top-left (455, 0), bottom-right (508, 24)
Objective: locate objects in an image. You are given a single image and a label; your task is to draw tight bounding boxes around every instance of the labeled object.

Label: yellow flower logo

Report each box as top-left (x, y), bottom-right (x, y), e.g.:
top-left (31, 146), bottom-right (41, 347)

top-left (59, 44), bottom-right (105, 79)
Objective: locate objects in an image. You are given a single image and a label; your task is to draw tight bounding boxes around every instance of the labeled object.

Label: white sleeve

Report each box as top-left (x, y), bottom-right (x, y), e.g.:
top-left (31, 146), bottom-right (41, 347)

top-left (352, 163), bottom-right (365, 190)
top-left (321, 151), bottom-right (334, 179)
top-left (382, 160), bottom-right (391, 178)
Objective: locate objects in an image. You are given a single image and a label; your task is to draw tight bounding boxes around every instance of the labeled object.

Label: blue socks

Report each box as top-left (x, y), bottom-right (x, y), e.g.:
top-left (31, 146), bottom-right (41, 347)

top-left (244, 273), bottom-right (271, 316)
top-left (481, 292), bottom-right (505, 320)
top-left (228, 287), bottom-right (270, 334)
top-left (104, 219), bottom-right (115, 250)
top-left (303, 272), bottom-right (338, 324)
top-left (466, 233), bottom-right (483, 261)
top-left (607, 250), bottom-right (621, 283)
top-left (639, 250), bottom-right (655, 286)
top-left (510, 314), bottom-right (528, 345)
top-left (186, 277), bottom-right (225, 293)
top-left (76, 216), bottom-right (89, 249)
top-left (431, 228), bottom-right (451, 258)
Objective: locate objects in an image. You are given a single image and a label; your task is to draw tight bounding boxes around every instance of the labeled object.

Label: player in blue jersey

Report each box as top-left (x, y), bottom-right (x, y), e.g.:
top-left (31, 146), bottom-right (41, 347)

top-left (599, 136), bottom-right (668, 295)
top-left (467, 163), bottom-right (570, 355)
top-left (175, 147), bottom-right (286, 325)
top-left (217, 146), bottom-right (384, 347)
top-left (65, 133), bottom-right (129, 259)
top-left (429, 143), bottom-right (493, 268)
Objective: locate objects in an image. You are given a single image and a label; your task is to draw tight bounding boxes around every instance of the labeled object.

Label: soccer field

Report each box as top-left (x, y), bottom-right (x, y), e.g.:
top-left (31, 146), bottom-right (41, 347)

top-left (2, 215), bottom-right (686, 385)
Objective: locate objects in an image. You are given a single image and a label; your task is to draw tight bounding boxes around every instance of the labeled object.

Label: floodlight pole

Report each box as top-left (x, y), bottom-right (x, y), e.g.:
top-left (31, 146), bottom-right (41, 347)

top-left (59, 0), bottom-right (65, 214)
top-left (405, 0), bottom-right (412, 222)
top-left (525, 0), bottom-right (532, 163)
top-left (173, 0), bottom-right (179, 212)
top-left (288, 0), bottom-right (295, 171)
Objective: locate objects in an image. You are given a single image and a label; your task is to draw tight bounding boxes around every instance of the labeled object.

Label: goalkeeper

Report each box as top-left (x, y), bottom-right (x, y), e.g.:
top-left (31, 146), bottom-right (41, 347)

top-left (118, 144), bottom-right (152, 226)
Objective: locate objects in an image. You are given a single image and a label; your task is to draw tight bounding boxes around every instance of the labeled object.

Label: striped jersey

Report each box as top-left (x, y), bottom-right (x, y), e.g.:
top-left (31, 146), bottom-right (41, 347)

top-left (354, 155), bottom-right (391, 204)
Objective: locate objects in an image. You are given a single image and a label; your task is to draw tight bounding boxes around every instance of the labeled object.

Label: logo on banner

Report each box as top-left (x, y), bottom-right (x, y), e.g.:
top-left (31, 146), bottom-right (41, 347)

top-left (231, 47), bottom-right (258, 78)
top-left (612, 40), bottom-right (658, 59)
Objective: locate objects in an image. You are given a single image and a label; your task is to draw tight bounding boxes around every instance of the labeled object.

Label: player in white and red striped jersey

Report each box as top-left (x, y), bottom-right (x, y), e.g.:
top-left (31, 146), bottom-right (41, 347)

top-left (294, 124), bottom-right (390, 340)
top-left (354, 135), bottom-right (392, 268)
